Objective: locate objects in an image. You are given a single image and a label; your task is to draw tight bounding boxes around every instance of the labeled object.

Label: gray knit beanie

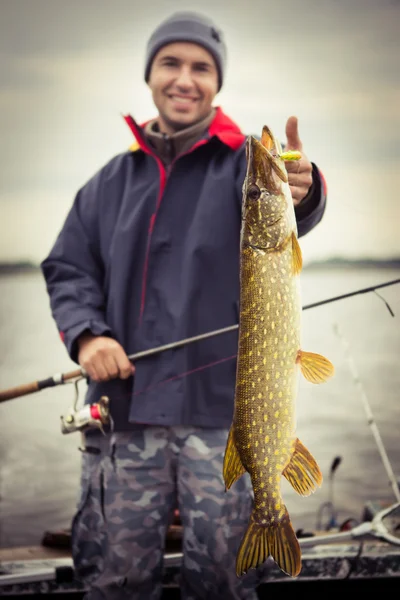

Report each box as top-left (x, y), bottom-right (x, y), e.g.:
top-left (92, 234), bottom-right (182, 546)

top-left (144, 11), bottom-right (227, 91)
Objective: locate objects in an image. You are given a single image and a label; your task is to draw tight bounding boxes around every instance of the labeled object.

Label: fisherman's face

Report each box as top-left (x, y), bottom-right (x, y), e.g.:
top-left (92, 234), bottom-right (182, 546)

top-left (148, 42), bottom-right (219, 134)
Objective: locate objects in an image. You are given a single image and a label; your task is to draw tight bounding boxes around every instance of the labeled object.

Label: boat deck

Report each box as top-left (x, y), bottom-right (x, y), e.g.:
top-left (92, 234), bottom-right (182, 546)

top-left (1, 537), bottom-right (399, 598)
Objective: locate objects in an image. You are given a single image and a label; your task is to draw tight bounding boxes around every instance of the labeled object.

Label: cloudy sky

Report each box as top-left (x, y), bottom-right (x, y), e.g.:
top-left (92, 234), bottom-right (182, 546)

top-left (1, 0), bottom-right (399, 264)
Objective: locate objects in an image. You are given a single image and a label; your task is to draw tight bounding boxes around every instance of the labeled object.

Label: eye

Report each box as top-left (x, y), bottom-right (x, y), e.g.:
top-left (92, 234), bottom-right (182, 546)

top-left (194, 63), bottom-right (210, 72)
top-left (247, 184), bottom-right (261, 201)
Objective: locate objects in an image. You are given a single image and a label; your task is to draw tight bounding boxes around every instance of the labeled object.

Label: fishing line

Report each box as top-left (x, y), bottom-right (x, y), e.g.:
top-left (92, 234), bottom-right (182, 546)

top-left (373, 290), bottom-right (395, 317)
top-left (131, 355), bottom-right (237, 397)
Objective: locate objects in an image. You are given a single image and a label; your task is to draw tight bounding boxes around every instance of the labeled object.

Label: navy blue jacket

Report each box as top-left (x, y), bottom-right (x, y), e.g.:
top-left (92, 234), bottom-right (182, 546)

top-left (41, 108), bottom-right (327, 431)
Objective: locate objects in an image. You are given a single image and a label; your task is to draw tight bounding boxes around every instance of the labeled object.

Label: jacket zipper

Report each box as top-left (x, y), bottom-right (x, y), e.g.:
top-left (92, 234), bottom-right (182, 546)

top-left (135, 127), bottom-right (209, 322)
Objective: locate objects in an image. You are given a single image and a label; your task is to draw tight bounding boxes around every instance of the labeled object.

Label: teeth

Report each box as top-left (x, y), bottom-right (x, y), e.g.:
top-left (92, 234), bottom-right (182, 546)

top-left (171, 96), bottom-right (193, 104)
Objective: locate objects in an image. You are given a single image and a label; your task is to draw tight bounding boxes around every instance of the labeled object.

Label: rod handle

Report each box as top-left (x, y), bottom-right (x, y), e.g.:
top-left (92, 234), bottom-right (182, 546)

top-left (0, 368), bottom-right (84, 403)
top-left (0, 382), bottom-right (40, 402)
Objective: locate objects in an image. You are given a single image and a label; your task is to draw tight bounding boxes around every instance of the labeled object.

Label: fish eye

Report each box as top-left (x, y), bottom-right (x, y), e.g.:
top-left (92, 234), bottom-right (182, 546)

top-left (247, 184), bottom-right (261, 201)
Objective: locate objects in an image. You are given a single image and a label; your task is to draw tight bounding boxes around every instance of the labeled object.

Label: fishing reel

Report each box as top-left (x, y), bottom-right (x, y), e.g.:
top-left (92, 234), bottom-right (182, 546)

top-left (60, 376), bottom-right (111, 434)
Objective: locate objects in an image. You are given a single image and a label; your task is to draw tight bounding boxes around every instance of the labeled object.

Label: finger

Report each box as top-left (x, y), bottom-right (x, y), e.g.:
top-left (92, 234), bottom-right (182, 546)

top-left (287, 173), bottom-right (313, 188)
top-left (103, 353), bottom-right (120, 379)
top-left (285, 160), bottom-right (302, 173)
top-left (83, 346), bottom-right (114, 381)
top-left (79, 350), bottom-right (100, 381)
top-left (285, 116), bottom-right (302, 151)
top-left (82, 361), bottom-right (102, 382)
top-left (289, 186), bottom-right (301, 205)
top-left (91, 358), bottom-right (111, 381)
top-left (285, 156), bottom-right (310, 173)
top-left (290, 185), bottom-right (309, 205)
top-left (114, 348), bottom-right (135, 379)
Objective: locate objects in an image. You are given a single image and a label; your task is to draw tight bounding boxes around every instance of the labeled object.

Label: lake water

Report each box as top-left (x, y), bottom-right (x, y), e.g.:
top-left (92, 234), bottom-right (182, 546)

top-left (0, 266), bottom-right (399, 548)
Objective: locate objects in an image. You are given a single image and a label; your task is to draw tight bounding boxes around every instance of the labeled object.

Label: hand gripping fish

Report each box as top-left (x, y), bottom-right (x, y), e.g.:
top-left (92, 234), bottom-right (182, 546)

top-left (223, 125), bottom-right (334, 578)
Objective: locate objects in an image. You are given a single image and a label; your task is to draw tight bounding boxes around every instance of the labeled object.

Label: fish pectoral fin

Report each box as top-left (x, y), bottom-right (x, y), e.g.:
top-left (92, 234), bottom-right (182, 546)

top-left (223, 426), bottom-right (246, 490)
top-left (283, 438), bottom-right (323, 496)
top-left (236, 511), bottom-right (301, 578)
top-left (291, 232), bottom-right (303, 275)
top-left (296, 350), bottom-right (335, 383)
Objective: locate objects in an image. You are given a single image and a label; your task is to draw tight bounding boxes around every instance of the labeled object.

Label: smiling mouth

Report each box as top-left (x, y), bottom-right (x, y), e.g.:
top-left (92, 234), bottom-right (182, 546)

top-left (168, 95), bottom-right (198, 104)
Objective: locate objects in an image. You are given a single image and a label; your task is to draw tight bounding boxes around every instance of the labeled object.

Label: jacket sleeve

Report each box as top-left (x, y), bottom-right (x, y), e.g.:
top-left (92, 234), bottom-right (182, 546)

top-left (41, 170), bottom-right (112, 363)
top-left (295, 163), bottom-right (327, 238)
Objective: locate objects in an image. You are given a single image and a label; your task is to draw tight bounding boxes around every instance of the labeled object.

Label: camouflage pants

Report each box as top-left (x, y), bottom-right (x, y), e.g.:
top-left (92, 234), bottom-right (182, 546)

top-left (72, 426), bottom-right (266, 599)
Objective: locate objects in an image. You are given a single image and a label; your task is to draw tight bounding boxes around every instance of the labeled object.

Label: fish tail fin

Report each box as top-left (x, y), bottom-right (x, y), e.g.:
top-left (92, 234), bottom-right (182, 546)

top-left (236, 510), bottom-right (301, 578)
top-left (223, 426), bottom-right (246, 490)
top-left (283, 438), bottom-right (323, 496)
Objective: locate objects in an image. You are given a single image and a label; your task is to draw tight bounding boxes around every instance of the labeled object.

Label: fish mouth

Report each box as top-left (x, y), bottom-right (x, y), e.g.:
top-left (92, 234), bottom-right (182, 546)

top-left (245, 135), bottom-right (286, 193)
top-left (245, 136), bottom-right (257, 177)
top-left (245, 216), bottom-right (283, 251)
top-left (268, 215), bottom-right (282, 227)
top-left (242, 214), bottom-right (282, 228)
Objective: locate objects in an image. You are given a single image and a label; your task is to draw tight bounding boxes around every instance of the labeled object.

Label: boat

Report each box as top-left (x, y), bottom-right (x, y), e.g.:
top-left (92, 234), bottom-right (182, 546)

top-left (1, 498), bottom-right (399, 597)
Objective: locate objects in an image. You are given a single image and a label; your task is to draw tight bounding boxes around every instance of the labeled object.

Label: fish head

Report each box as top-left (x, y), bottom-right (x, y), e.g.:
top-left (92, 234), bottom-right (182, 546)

top-left (241, 125), bottom-right (296, 250)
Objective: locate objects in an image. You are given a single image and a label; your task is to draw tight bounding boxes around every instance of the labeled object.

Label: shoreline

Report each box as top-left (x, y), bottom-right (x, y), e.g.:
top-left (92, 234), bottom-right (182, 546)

top-left (1, 259), bottom-right (400, 276)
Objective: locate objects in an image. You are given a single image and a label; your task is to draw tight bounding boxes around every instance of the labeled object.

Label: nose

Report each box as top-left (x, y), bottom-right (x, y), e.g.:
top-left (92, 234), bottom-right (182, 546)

top-left (174, 66), bottom-right (194, 90)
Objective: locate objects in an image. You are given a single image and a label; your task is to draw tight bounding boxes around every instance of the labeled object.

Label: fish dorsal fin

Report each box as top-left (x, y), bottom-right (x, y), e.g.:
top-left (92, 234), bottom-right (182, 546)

top-left (261, 125), bottom-right (274, 150)
top-left (296, 350), bottom-right (335, 383)
top-left (283, 438), bottom-right (323, 496)
top-left (291, 232), bottom-right (303, 275)
top-left (223, 426), bottom-right (246, 490)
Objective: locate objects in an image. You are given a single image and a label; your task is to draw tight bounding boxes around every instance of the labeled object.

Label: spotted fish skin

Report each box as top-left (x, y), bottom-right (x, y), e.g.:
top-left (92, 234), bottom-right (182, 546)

top-left (223, 126), bottom-right (334, 579)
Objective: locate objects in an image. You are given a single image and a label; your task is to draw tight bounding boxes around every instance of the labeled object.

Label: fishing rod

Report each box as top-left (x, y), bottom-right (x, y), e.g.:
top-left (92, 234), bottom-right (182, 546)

top-left (333, 322), bottom-right (400, 503)
top-left (0, 277), bottom-right (398, 404)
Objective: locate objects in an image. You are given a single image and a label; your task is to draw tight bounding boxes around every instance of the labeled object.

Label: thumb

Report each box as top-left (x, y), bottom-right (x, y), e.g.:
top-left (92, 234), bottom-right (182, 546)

top-left (285, 116), bottom-right (303, 151)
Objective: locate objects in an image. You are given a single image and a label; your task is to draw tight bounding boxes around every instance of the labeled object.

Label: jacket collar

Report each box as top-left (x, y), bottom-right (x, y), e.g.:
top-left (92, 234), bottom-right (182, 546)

top-left (208, 107), bottom-right (246, 150)
top-left (123, 107), bottom-right (246, 154)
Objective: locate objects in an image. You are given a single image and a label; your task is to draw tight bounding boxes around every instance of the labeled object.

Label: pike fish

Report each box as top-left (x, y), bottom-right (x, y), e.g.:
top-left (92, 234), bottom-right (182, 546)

top-left (223, 125), bottom-right (334, 578)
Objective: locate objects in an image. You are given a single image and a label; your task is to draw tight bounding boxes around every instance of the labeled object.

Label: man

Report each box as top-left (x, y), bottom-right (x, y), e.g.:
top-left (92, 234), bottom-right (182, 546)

top-left (41, 11), bottom-right (327, 600)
